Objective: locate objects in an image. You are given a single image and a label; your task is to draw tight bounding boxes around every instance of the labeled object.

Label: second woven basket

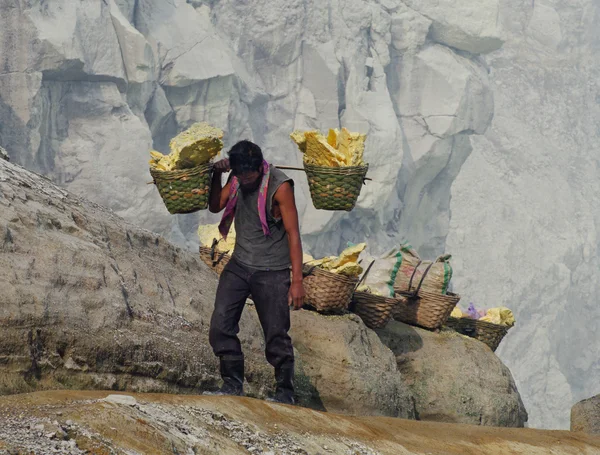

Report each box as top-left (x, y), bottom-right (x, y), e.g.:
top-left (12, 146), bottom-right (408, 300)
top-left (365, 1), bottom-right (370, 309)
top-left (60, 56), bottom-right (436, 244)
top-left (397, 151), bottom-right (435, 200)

top-left (302, 265), bottom-right (357, 313)
top-left (392, 289), bottom-right (460, 331)
top-left (351, 292), bottom-right (401, 329)
top-left (304, 163), bottom-right (369, 211)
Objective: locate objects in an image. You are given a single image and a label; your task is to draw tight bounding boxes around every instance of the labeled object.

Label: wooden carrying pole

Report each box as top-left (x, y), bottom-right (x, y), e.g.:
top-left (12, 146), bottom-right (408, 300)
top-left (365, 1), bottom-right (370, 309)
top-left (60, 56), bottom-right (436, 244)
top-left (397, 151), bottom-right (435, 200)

top-left (275, 165), bottom-right (372, 181)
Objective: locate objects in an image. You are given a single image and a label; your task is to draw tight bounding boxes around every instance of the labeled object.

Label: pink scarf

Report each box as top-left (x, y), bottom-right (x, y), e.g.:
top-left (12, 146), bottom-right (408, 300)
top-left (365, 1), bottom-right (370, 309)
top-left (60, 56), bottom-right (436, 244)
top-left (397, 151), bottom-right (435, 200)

top-left (218, 160), bottom-right (271, 240)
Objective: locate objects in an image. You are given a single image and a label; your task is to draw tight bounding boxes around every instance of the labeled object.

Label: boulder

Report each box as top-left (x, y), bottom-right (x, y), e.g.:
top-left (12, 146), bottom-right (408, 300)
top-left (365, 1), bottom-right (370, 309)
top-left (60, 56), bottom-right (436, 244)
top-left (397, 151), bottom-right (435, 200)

top-left (0, 158), bottom-right (414, 419)
top-left (572, 395), bottom-right (600, 435)
top-left (0, 146), bottom-right (8, 161)
top-left (377, 321), bottom-right (528, 427)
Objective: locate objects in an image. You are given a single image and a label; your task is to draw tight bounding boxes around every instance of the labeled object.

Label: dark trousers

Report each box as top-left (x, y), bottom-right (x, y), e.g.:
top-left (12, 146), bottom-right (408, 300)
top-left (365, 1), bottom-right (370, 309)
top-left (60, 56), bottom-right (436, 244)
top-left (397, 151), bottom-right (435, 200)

top-left (209, 258), bottom-right (294, 369)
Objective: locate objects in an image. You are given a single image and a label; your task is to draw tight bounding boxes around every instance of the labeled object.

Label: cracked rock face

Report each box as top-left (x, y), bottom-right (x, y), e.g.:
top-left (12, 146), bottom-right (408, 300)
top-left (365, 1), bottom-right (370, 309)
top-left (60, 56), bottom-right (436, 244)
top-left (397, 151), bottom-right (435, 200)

top-left (1, 0), bottom-right (598, 430)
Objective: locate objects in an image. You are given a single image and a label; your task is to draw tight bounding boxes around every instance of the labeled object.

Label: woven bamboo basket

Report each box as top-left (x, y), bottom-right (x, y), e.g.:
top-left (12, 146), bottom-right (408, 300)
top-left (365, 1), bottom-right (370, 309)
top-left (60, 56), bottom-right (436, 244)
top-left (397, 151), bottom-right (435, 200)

top-left (302, 265), bottom-right (358, 313)
top-left (444, 317), bottom-right (511, 352)
top-left (392, 289), bottom-right (460, 330)
top-left (304, 163), bottom-right (369, 211)
top-left (150, 163), bottom-right (213, 214)
top-left (351, 292), bottom-right (403, 329)
top-left (199, 246), bottom-right (231, 275)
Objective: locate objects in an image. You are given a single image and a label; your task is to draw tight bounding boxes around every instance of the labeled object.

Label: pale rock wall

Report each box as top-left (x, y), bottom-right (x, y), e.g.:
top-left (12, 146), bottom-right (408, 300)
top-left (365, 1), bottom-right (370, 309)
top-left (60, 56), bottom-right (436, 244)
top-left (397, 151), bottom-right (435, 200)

top-left (446, 0), bottom-right (600, 429)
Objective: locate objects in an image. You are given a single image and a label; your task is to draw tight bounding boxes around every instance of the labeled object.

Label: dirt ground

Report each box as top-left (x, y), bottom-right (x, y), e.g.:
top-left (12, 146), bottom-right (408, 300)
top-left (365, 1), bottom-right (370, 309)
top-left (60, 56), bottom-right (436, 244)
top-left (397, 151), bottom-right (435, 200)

top-left (0, 391), bottom-right (599, 455)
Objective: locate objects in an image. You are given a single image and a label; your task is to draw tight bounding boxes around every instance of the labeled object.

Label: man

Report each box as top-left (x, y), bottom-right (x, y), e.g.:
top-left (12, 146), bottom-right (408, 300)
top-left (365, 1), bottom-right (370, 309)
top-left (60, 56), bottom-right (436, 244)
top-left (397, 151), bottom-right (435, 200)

top-left (207, 140), bottom-right (305, 405)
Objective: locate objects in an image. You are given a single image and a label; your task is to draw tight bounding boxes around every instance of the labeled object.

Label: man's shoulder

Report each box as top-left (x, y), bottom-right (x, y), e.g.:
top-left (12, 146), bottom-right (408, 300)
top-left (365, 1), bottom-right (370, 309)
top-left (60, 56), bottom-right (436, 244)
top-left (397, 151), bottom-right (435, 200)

top-left (269, 165), bottom-right (293, 187)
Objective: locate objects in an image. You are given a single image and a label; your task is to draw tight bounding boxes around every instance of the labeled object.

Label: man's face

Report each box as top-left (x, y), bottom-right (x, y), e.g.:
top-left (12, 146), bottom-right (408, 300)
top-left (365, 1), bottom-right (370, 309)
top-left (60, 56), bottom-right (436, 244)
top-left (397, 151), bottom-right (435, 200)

top-left (237, 170), bottom-right (262, 193)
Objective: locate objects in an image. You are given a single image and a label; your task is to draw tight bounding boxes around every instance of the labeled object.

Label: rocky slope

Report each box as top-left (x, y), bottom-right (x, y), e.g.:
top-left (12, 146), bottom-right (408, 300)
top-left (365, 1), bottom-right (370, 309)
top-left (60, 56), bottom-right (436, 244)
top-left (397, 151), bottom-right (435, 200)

top-left (1, 0), bottom-right (598, 429)
top-left (0, 391), bottom-right (598, 455)
top-left (0, 158), bottom-right (526, 427)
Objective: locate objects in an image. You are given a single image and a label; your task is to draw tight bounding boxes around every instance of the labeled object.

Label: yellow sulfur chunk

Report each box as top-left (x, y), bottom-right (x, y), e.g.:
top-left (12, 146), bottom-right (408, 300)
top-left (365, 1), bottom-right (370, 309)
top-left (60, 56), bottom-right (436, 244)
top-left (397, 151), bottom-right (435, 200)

top-left (451, 307), bottom-right (464, 318)
top-left (303, 253), bottom-right (315, 263)
top-left (169, 123), bottom-right (224, 169)
top-left (197, 223), bottom-right (236, 254)
top-left (338, 127), bottom-right (366, 166)
top-left (290, 130), bottom-right (312, 154)
top-left (357, 284), bottom-right (384, 296)
top-left (329, 243), bottom-right (367, 269)
top-left (327, 128), bottom-right (339, 148)
top-left (480, 307), bottom-right (515, 327)
top-left (304, 131), bottom-right (348, 167)
top-left (331, 262), bottom-right (363, 278)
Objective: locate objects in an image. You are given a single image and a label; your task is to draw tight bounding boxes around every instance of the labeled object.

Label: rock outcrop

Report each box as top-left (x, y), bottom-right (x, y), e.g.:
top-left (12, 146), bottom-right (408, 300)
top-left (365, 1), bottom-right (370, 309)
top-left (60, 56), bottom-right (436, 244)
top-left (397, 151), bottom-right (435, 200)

top-left (0, 158), bottom-right (534, 426)
top-left (572, 395), bottom-right (600, 436)
top-left (377, 321), bottom-right (528, 427)
top-left (1, 391), bottom-right (599, 455)
top-left (0, 158), bottom-right (414, 419)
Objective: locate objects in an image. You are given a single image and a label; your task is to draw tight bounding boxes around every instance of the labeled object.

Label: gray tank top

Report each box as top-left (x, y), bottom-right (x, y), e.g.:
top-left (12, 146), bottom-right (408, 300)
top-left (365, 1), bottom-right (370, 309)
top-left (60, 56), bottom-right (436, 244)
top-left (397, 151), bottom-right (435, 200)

top-left (231, 166), bottom-right (292, 270)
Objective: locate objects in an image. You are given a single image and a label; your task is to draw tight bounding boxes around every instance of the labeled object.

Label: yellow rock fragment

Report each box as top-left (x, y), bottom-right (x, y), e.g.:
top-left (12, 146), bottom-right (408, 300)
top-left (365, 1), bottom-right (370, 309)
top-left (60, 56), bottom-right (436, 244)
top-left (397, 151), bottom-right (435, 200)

top-left (197, 223), bottom-right (236, 253)
top-left (169, 122), bottom-right (224, 169)
top-left (303, 253), bottom-right (315, 263)
top-left (479, 307), bottom-right (515, 327)
top-left (356, 284), bottom-right (384, 296)
top-left (331, 262), bottom-right (363, 278)
top-left (329, 243), bottom-right (367, 269)
top-left (338, 127), bottom-right (366, 166)
top-left (289, 128), bottom-right (367, 167)
top-left (327, 128), bottom-right (339, 148)
top-left (451, 307), bottom-right (464, 318)
top-left (304, 131), bottom-right (347, 166)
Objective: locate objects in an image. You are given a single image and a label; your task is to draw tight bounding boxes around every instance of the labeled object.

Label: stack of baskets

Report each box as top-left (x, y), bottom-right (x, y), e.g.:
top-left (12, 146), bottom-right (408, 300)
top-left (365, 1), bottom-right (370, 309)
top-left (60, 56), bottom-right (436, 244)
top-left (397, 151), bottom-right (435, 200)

top-left (151, 163), bottom-right (213, 214)
top-left (444, 317), bottom-right (511, 352)
top-left (302, 265), bottom-right (358, 313)
top-left (304, 164), bottom-right (369, 211)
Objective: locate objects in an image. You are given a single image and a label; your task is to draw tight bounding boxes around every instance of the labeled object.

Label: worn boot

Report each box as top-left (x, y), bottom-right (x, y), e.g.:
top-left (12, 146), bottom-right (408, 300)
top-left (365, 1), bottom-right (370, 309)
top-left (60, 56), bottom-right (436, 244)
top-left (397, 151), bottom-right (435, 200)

top-left (268, 363), bottom-right (295, 405)
top-left (205, 358), bottom-right (244, 396)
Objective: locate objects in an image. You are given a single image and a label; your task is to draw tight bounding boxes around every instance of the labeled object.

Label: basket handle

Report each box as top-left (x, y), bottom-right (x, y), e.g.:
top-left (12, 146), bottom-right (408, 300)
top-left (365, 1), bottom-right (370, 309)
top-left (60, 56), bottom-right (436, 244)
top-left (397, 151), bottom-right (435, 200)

top-left (353, 260), bottom-right (375, 293)
top-left (397, 261), bottom-right (435, 299)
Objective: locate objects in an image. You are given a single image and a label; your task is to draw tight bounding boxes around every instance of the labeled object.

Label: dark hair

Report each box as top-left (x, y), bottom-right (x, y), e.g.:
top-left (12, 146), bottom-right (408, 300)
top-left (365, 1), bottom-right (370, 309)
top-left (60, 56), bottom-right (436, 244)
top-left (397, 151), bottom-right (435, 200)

top-left (228, 140), bottom-right (263, 175)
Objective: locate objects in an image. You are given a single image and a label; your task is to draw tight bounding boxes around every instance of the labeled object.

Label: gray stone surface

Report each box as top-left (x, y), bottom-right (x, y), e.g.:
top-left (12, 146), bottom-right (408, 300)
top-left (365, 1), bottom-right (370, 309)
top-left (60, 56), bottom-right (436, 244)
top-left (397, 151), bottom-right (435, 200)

top-left (572, 395), bottom-right (600, 436)
top-left (378, 321), bottom-right (528, 428)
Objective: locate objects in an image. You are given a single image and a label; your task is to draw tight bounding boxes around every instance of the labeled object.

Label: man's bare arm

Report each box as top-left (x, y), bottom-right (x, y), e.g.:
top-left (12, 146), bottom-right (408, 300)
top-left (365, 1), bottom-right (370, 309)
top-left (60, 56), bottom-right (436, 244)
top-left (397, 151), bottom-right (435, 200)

top-left (209, 159), bottom-right (232, 213)
top-left (275, 182), bottom-right (305, 310)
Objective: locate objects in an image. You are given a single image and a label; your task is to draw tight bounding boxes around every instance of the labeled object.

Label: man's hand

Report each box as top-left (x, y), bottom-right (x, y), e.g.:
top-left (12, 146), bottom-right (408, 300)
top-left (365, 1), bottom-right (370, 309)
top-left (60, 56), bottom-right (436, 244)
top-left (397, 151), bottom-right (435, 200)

top-left (288, 280), bottom-right (305, 311)
top-left (214, 158), bottom-right (230, 174)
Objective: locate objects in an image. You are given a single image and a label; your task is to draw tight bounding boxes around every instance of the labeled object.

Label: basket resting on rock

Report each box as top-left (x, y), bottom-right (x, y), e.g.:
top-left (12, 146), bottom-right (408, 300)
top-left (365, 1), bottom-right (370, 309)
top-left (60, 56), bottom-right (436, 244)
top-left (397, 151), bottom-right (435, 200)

top-left (302, 265), bottom-right (357, 313)
top-left (444, 317), bottom-right (511, 352)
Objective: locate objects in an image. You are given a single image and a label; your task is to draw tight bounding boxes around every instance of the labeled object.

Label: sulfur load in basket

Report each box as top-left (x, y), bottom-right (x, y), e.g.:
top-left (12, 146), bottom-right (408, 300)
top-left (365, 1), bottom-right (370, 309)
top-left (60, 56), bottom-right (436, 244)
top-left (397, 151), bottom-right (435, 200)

top-left (290, 128), bottom-right (369, 211)
top-left (302, 243), bottom-right (365, 313)
top-left (445, 305), bottom-right (515, 351)
top-left (197, 222), bottom-right (235, 275)
top-left (149, 123), bottom-right (223, 214)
